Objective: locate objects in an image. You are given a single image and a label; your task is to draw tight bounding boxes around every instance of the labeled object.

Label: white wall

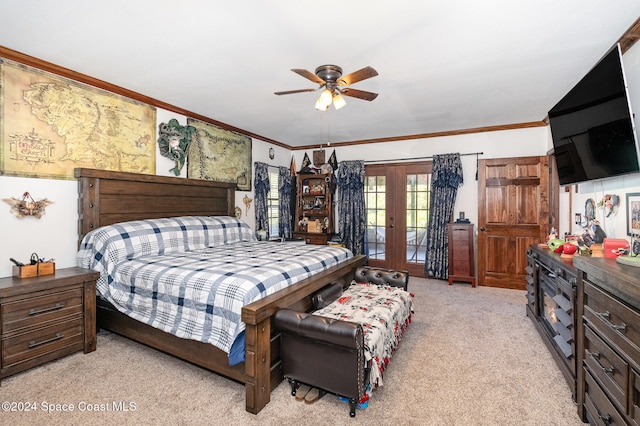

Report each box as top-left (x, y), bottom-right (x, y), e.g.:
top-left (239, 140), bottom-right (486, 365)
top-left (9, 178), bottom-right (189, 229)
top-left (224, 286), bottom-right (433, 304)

top-left (558, 41), bottom-right (640, 240)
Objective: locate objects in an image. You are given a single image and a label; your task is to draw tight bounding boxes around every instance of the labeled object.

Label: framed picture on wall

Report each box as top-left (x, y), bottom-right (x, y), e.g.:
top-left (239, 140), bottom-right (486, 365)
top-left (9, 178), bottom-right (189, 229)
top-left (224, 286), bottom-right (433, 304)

top-left (627, 192), bottom-right (640, 236)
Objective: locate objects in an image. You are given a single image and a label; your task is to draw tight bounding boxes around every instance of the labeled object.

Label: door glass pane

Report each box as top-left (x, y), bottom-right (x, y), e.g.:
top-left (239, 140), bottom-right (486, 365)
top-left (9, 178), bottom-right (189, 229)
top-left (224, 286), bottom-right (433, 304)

top-left (406, 173), bottom-right (430, 263)
top-left (365, 175), bottom-right (386, 260)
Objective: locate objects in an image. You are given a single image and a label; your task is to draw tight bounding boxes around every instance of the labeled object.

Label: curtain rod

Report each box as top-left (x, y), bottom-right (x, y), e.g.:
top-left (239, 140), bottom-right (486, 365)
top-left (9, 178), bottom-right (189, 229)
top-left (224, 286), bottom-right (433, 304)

top-left (364, 151), bottom-right (484, 163)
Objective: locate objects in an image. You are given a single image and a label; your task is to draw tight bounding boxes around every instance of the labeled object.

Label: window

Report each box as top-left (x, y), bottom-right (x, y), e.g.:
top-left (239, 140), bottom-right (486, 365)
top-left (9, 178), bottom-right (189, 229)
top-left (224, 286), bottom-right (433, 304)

top-left (267, 166), bottom-right (280, 237)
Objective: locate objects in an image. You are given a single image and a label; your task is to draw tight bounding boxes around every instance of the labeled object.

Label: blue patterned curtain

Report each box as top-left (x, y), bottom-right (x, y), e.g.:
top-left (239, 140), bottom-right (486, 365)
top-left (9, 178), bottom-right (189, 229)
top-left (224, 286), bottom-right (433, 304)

top-left (278, 166), bottom-right (293, 239)
top-left (254, 162), bottom-right (270, 238)
top-left (336, 160), bottom-right (366, 255)
top-left (424, 153), bottom-right (464, 279)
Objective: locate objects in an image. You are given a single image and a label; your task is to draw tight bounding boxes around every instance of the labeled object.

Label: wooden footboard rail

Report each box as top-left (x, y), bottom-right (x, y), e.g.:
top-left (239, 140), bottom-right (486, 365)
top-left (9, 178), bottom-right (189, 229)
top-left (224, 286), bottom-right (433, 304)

top-left (241, 254), bottom-right (366, 414)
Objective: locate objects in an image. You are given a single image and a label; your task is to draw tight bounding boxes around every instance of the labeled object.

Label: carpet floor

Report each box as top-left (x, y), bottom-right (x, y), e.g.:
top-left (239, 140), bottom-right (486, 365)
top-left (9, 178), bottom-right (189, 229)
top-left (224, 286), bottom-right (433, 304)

top-left (0, 277), bottom-right (585, 425)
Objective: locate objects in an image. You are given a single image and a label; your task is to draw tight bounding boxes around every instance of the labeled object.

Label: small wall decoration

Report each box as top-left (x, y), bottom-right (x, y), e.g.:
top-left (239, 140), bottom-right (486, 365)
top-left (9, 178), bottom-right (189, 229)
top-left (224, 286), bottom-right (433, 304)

top-left (158, 119), bottom-right (196, 176)
top-left (598, 194), bottom-right (620, 217)
top-left (627, 193), bottom-right (640, 236)
top-left (243, 194), bottom-right (253, 216)
top-left (234, 206), bottom-right (242, 219)
top-left (312, 148), bottom-right (325, 167)
top-left (3, 192), bottom-right (53, 218)
top-left (585, 198), bottom-right (596, 221)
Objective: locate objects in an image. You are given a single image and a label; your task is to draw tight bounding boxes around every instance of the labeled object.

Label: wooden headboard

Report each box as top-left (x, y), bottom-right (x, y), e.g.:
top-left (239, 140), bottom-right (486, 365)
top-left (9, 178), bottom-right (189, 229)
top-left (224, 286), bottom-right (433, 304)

top-left (75, 168), bottom-right (237, 246)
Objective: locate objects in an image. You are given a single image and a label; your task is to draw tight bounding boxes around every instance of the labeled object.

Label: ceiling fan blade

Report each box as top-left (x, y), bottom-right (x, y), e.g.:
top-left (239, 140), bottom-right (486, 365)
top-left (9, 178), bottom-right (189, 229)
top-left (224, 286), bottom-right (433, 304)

top-left (274, 88), bottom-right (317, 95)
top-left (337, 66), bottom-right (378, 86)
top-left (291, 69), bottom-right (326, 85)
top-left (340, 87), bottom-right (378, 101)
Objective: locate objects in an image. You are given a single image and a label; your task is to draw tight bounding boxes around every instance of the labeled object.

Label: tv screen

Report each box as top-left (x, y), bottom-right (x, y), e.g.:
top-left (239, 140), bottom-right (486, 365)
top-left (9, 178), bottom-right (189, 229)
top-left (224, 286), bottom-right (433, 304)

top-left (548, 44), bottom-right (640, 185)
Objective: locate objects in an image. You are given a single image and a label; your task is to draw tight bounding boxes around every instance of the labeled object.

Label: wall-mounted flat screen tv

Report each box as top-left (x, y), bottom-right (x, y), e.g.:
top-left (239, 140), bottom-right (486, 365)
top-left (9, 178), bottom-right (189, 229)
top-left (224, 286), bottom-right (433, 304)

top-left (548, 44), bottom-right (639, 186)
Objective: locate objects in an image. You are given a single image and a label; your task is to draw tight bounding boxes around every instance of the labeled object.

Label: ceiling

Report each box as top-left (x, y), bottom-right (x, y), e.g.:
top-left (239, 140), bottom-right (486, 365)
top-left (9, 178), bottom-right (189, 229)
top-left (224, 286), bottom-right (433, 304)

top-left (0, 1), bottom-right (639, 149)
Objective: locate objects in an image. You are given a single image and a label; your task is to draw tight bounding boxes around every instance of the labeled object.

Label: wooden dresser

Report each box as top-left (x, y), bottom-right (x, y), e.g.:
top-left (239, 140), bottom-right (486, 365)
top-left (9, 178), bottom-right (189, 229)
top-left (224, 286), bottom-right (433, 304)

top-left (573, 255), bottom-right (640, 425)
top-left (0, 267), bottom-right (99, 385)
top-left (448, 222), bottom-right (476, 287)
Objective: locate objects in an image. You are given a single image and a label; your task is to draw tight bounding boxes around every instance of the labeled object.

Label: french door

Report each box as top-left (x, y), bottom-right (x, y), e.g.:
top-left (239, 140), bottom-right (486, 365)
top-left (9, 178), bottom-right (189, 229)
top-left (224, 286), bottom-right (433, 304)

top-left (365, 162), bottom-right (432, 276)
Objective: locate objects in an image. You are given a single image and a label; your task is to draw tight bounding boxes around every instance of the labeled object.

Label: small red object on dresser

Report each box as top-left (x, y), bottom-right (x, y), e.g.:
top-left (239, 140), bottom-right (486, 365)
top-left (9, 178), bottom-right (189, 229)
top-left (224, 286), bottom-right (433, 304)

top-left (602, 238), bottom-right (630, 258)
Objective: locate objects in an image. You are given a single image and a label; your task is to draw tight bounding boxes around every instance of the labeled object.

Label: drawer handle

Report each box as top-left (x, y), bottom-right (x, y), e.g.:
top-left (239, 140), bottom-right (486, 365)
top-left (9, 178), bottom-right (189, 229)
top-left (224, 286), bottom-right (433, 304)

top-left (28, 333), bottom-right (64, 349)
top-left (596, 311), bottom-right (627, 333)
top-left (29, 303), bottom-right (65, 316)
top-left (598, 413), bottom-right (612, 425)
top-left (586, 351), bottom-right (615, 375)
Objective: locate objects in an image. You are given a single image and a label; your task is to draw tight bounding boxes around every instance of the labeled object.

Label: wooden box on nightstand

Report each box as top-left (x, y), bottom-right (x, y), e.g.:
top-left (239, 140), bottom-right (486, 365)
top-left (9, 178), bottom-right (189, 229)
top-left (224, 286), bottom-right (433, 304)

top-left (448, 223), bottom-right (476, 287)
top-left (0, 267), bottom-right (99, 385)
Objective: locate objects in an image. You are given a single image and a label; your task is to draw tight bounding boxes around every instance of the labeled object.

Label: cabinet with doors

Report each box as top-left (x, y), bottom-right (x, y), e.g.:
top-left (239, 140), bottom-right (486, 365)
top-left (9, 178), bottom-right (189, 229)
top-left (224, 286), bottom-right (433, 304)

top-left (293, 173), bottom-right (334, 245)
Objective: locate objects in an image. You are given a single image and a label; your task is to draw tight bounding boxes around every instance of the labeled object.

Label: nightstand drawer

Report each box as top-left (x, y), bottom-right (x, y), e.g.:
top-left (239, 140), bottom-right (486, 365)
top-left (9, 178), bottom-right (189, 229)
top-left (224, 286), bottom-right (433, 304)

top-left (2, 288), bottom-right (83, 334)
top-left (2, 317), bottom-right (83, 369)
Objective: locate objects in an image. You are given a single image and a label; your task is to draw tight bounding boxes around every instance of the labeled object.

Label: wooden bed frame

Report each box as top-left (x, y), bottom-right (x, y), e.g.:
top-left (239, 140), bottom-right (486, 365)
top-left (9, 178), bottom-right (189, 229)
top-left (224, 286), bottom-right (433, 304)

top-left (75, 168), bottom-right (366, 415)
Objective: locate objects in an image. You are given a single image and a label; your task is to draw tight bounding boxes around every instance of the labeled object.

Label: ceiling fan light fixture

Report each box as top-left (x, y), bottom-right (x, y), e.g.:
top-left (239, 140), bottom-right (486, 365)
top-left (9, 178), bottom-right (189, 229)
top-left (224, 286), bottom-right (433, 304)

top-left (319, 88), bottom-right (333, 105)
top-left (332, 93), bottom-right (346, 110)
top-left (315, 96), bottom-right (329, 111)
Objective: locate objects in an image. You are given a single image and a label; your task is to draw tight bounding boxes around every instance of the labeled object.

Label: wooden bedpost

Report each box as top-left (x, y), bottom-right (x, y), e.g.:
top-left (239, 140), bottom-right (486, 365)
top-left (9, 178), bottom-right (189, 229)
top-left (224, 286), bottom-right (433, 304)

top-left (244, 318), bottom-right (273, 414)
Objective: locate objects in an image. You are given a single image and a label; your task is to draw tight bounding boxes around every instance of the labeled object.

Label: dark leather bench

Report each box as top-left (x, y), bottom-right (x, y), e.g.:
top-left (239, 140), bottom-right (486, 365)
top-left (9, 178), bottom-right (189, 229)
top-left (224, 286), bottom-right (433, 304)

top-left (274, 266), bottom-right (409, 417)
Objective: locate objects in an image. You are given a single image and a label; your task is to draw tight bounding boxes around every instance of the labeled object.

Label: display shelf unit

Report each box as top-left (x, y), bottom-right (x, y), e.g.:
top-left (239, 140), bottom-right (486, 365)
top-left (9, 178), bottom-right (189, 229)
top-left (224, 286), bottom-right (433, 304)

top-left (293, 173), bottom-right (333, 245)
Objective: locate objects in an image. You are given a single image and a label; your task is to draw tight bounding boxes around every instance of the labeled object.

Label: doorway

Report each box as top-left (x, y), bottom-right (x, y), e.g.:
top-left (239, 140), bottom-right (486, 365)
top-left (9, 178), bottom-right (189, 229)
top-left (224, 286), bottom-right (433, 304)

top-left (477, 155), bottom-right (554, 289)
top-left (365, 162), bottom-right (432, 276)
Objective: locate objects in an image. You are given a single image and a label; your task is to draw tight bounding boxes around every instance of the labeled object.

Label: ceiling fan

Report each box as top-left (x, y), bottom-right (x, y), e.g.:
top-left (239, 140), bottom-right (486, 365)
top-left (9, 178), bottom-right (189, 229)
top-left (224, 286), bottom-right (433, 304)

top-left (275, 65), bottom-right (378, 110)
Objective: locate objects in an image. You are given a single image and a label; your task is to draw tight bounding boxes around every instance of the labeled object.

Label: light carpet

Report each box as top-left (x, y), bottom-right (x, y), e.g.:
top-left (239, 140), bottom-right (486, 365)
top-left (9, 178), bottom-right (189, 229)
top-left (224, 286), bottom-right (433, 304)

top-left (0, 277), bottom-right (584, 426)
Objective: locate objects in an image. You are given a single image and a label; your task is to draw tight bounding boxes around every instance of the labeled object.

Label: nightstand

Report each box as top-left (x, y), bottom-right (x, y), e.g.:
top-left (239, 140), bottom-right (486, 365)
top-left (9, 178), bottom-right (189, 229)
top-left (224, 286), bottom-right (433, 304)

top-left (0, 267), bottom-right (99, 385)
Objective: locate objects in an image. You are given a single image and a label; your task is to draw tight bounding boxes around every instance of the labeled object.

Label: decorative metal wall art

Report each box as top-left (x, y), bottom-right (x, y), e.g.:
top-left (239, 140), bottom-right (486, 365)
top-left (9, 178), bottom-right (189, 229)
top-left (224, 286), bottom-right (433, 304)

top-left (158, 119), bottom-right (196, 176)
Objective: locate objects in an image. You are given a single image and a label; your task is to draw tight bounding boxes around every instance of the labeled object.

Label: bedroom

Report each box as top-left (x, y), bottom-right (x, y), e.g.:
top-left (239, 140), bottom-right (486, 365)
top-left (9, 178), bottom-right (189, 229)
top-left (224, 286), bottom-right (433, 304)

top-left (1, 2), bottom-right (640, 424)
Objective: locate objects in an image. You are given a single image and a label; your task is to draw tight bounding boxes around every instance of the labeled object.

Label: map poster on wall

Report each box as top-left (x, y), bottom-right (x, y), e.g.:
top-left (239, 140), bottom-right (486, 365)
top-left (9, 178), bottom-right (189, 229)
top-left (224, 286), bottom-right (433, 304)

top-left (0, 58), bottom-right (156, 179)
top-left (187, 118), bottom-right (252, 190)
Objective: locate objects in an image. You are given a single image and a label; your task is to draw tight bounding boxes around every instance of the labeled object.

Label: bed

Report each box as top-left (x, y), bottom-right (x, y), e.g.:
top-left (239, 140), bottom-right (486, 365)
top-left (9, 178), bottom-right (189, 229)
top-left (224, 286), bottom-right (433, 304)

top-left (74, 168), bottom-right (366, 415)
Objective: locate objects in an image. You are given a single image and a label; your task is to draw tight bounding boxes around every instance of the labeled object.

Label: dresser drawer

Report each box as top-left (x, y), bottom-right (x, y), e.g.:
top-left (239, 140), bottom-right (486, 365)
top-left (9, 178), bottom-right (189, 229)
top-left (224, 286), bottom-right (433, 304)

top-left (450, 228), bottom-right (471, 242)
top-left (584, 324), bottom-right (629, 413)
top-left (584, 368), bottom-right (626, 426)
top-left (1, 288), bottom-right (83, 334)
top-left (632, 370), bottom-right (640, 426)
top-left (2, 317), bottom-right (83, 369)
top-left (584, 282), bottom-right (640, 366)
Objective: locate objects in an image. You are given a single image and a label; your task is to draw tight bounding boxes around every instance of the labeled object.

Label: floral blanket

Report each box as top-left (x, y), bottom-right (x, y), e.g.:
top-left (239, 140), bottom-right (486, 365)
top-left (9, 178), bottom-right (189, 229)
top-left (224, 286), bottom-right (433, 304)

top-left (313, 281), bottom-right (413, 387)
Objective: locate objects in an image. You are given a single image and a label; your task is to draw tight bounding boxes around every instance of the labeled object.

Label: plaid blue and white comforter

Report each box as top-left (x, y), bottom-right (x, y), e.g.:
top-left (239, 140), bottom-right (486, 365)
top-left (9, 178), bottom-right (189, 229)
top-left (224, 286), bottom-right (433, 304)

top-left (78, 216), bottom-right (353, 356)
